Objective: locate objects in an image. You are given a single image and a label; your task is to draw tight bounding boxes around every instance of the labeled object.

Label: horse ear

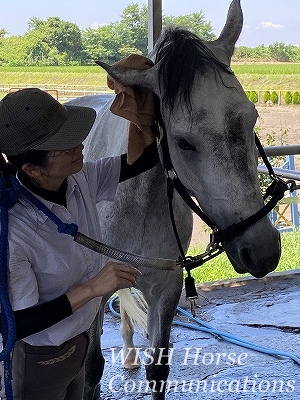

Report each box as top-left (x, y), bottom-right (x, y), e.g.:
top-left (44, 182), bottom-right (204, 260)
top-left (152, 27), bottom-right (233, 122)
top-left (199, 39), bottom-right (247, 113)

top-left (95, 61), bottom-right (159, 93)
top-left (215, 0), bottom-right (243, 60)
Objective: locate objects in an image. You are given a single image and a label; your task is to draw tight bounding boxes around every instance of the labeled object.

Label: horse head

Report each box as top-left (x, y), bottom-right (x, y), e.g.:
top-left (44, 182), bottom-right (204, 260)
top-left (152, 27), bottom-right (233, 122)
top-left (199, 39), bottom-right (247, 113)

top-left (96, 0), bottom-right (281, 279)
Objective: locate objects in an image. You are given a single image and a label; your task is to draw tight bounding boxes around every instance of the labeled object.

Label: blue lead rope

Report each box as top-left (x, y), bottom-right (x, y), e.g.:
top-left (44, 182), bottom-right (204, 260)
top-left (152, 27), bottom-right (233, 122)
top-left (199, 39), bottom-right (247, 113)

top-left (19, 185), bottom-right (78, 237)
top-left (0, 175), bottom-right (20, 399)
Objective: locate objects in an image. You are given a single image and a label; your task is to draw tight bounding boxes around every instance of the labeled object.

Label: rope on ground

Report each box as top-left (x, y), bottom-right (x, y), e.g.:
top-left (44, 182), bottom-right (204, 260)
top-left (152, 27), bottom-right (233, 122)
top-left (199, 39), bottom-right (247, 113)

top-left (108, 294), bottom-right (300, 365)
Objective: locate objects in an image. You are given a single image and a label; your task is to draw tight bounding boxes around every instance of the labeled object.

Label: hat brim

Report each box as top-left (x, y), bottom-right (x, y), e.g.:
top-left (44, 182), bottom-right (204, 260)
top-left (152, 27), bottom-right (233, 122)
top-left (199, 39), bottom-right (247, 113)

top-left (33, 105), bottom-right (96, 152)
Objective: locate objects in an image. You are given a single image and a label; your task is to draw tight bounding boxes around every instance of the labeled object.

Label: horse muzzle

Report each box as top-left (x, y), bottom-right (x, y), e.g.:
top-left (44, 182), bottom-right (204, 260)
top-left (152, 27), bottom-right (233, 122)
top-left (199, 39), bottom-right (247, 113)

top-left (223, 226), bottom-right (281, 278)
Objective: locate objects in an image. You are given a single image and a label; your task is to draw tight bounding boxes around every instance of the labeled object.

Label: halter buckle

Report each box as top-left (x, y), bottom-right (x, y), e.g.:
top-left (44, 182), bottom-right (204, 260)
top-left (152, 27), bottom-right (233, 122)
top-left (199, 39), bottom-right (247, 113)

top-left (167, 169), bottom-right (177, 180)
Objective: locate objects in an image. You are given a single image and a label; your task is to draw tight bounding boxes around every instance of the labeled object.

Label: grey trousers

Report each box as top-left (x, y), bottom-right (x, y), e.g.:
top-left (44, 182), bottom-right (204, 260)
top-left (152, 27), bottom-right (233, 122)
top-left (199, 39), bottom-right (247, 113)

top-left (12, 332), bottom-right (89, 400)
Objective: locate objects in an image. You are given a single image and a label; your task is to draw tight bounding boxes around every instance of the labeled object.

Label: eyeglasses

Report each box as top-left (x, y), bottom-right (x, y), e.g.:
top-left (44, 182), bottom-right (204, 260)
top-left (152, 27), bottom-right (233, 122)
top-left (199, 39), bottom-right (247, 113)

top-left (47, 149), bottom-right (72, 158)
top-left (47, 143), bottom-right (83, 159)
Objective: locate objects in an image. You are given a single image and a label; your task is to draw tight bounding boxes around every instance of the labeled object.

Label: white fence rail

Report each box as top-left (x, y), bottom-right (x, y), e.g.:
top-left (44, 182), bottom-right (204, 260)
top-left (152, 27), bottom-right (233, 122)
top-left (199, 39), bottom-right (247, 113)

top-left (0, 84), bottom-right (112, 100)
top-left (1, 85), bottom-right (299, 103)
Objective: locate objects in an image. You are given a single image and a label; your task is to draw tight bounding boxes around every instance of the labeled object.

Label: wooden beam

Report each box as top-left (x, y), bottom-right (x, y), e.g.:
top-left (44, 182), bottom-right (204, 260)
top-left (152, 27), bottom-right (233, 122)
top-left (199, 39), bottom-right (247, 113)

top-left (148, 0), bottom-right (162, 52)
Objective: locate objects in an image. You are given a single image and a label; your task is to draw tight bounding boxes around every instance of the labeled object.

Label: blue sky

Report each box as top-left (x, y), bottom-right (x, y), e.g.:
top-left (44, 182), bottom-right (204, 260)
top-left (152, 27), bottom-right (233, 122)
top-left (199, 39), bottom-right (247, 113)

top-left (1, 0), bottom-right (299, 47)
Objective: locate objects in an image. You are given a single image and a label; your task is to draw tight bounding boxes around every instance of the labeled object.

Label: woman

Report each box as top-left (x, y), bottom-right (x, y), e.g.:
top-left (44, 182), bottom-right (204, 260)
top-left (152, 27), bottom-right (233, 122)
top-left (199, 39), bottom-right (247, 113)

top-left (0, 88), bottom-right (158, 399)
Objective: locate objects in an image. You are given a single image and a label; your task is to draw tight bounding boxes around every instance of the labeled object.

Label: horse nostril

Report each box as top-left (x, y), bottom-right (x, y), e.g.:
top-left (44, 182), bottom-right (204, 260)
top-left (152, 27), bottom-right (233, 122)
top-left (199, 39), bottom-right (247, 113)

top-left (240, 247), bottom-right (252, 266)
top-left (240, 247), bottom-right (266, 278)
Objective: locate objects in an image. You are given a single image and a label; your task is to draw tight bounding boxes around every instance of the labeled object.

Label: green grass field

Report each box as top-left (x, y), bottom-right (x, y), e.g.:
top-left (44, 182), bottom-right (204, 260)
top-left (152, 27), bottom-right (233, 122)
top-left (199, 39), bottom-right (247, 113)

top-left (0, 66), bottom-right (109, 88)
top-left (187, 229), bottom-right (300, 283)
top-left (232, 63), bottom-right (300, 74)
top-left (232, 63), bottom-right (300, 91)
top-left (0, 63), bottom-right (300, 98)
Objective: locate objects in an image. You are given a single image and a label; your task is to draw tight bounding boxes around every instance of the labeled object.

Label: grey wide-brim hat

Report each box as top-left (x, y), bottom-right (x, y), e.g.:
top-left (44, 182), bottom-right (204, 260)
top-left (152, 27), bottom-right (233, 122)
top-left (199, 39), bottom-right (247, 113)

top-left (0, 88), bottom-right (96, 156)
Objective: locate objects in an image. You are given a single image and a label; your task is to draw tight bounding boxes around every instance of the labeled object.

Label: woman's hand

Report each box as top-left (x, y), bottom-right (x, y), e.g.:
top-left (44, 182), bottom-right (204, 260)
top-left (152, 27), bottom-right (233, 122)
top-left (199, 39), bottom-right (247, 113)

top-left (90, 261), bottom-right (141, 296)
top-left (66, 262), bottom-right (141, 312)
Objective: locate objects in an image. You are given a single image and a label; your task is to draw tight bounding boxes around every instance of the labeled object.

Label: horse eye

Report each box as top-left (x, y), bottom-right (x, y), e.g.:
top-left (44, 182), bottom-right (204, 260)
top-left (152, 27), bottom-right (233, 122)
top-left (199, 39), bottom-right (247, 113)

top-left (176, 138), bottom-right (196, 151)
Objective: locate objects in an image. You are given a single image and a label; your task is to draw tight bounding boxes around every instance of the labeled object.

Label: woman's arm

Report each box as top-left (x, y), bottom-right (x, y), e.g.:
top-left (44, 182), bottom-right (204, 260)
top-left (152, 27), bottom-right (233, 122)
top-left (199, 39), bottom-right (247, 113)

top-left (1, 295), bottom-right (72, 341)
top-left (2, 261), bottom-right (140, 341)
top-left (119, 140), bottom-right (159, 182)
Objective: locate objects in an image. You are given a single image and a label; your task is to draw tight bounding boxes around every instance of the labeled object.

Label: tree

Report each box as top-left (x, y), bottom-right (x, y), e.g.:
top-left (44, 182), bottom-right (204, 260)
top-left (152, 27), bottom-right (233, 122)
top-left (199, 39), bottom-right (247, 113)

top-left (118, 4), bottom-right (148, 55)
top-left (83, 4), bottom-right (148, 63)
top-left (82, 23), bottom-right (124, 64)
top-left (82, 3), bottom-right (216, 63)
top-left (254, 45), bottom-right (271, 61)
top-left (0, 31), bottom-right (57, 66)
top-left (0, 36), bottom-right (24, 65)
top-left (233, 46), bottom-right (255, 61)
top-left (27, 17), bottom-right (86, 64)
top-left (268, 42), bottom-right (295, 62)
top-left (163, 12), bottom-right (216, 41)
top-left (0, 29), bottom-right (8, 38)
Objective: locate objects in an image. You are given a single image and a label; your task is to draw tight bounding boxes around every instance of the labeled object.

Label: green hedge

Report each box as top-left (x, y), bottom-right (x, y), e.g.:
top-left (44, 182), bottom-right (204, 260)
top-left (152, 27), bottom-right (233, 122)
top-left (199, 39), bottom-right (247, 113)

top-left (248, 91), bottom-right (258, 103)
top-left (246, 90), bottom-right (300, 105)
top-left (285, 91), bottom-right (293, 104)
top-left (292, 91), bottom-right (300, 104)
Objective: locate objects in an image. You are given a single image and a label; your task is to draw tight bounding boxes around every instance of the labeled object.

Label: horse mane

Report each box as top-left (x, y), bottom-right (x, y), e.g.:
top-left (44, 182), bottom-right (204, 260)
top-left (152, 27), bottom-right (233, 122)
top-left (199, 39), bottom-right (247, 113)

top-left (154, 27), bottom-right (232, 111)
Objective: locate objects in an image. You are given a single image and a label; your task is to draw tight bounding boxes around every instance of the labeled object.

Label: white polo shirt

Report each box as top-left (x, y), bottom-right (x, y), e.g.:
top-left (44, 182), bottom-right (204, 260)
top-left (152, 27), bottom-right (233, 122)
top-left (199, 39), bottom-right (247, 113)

top-left (7, 156), bottom-right (121, 346)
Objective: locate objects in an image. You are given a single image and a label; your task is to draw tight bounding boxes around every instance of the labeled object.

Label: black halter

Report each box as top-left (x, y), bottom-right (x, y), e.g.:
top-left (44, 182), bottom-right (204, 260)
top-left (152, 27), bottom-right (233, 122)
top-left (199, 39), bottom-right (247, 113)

top-left (158, 129), bottom-right (292, 315)
top-left (158, 127), bottom-right (290, 273)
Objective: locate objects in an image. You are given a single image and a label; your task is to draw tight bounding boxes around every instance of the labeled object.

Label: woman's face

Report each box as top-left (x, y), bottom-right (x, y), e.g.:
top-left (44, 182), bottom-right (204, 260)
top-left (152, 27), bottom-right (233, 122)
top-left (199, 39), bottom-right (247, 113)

top-left (44, 143), bottom-right (84, 179)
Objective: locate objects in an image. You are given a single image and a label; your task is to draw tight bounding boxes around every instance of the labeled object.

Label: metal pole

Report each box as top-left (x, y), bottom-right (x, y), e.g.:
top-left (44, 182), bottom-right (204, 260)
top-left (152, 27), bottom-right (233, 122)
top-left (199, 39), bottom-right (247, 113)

top-left (257, 165), bottom-right (300, 181)
top-left (258, 145), bottom-right (300, 180)
top-left (148, 0), bottom-right (162, 52)
top-left (262, 145), bottom-right (300, 157)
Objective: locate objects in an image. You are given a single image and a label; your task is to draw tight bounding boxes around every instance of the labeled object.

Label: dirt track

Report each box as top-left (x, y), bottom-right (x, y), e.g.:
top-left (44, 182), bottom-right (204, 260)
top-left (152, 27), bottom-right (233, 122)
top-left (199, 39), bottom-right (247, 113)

top-left (256, 105), bottom-right (300, 144)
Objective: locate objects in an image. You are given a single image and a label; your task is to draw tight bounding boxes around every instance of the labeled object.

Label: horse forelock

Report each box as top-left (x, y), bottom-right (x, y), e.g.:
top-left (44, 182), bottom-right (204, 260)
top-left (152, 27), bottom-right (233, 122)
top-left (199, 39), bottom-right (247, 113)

top-left (154, 28), bottom-right (233, 111)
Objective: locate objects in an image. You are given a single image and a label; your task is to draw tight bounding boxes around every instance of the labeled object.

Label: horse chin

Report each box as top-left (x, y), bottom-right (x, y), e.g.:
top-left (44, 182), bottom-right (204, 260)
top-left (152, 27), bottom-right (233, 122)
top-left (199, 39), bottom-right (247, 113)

top-left (223, 230), bottom-right (281, 279)
top-left (228, 256), bottom-right (269, 278)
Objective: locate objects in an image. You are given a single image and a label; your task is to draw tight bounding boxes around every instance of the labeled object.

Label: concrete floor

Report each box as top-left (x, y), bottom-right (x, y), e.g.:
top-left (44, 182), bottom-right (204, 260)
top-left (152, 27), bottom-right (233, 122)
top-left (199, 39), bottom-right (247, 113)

top-left (99, 270), bottom-right (300, 399)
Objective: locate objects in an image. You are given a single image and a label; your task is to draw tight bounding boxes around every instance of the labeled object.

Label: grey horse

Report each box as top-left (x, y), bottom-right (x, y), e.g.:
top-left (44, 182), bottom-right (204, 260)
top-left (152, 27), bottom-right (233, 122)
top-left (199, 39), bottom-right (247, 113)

top-left (67, 1), bottom-right (281, 398)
